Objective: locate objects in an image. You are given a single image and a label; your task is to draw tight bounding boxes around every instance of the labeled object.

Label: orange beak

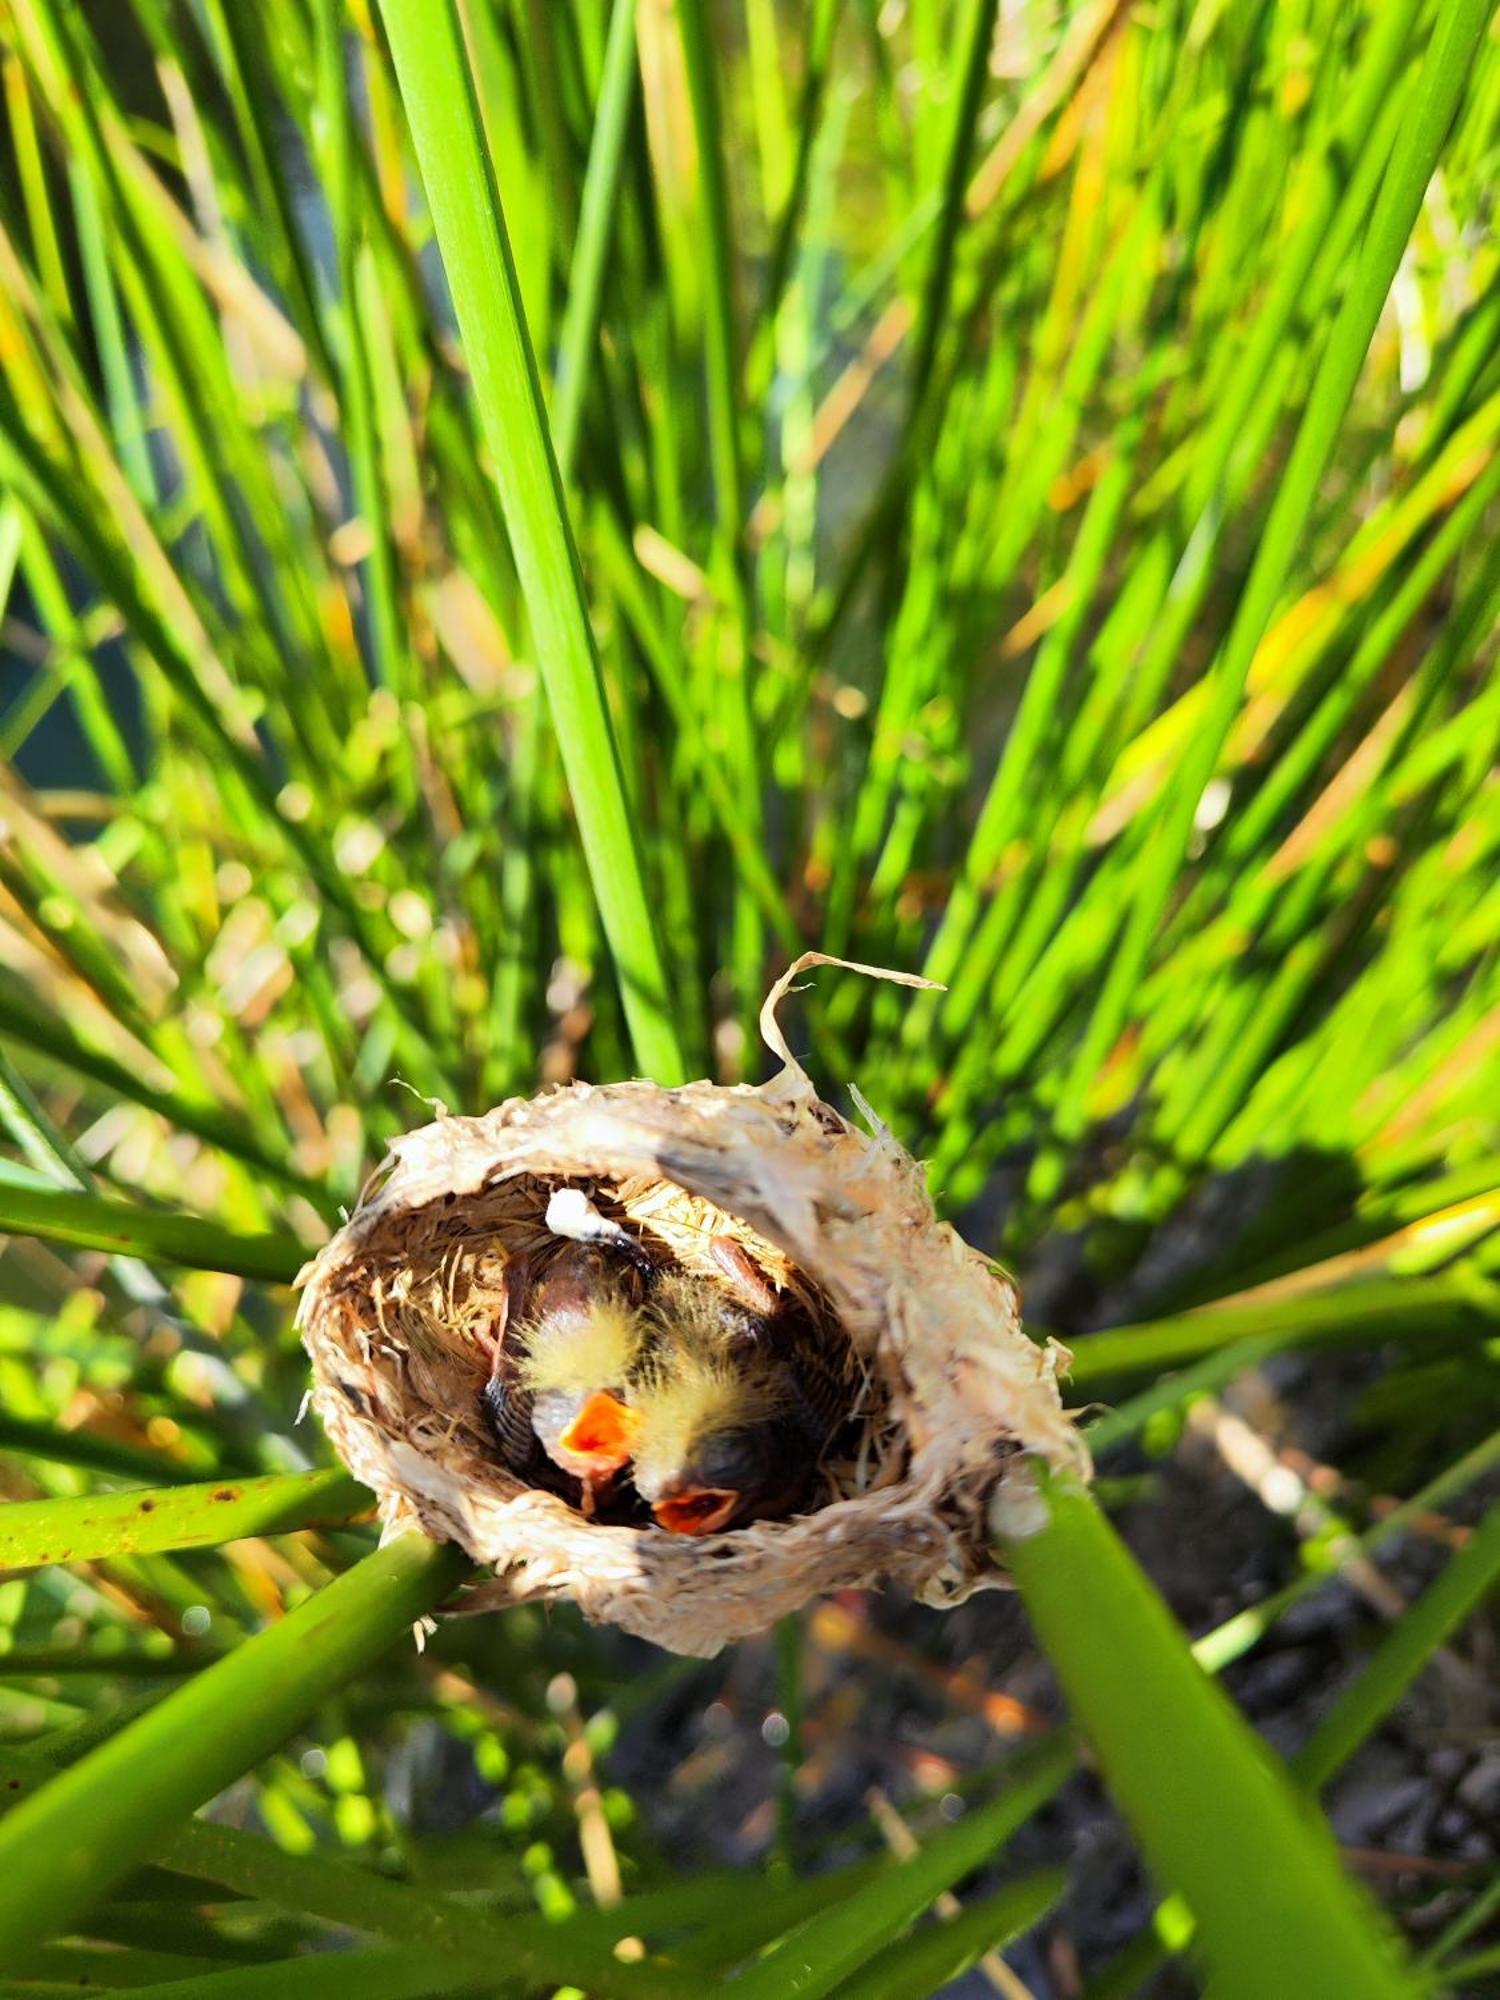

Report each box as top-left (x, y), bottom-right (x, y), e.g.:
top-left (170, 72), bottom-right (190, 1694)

top-left (555, 1391), bottom-right (643, 1479)
top-left (653, 1488), bottom-right (741, 1536)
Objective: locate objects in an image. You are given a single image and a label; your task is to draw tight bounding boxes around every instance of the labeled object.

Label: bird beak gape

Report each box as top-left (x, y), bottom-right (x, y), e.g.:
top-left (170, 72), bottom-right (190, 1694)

top-left (653, 1488), bottom-right (742, 1536)
top-left (554, 1391), bottom-right (643, 1483)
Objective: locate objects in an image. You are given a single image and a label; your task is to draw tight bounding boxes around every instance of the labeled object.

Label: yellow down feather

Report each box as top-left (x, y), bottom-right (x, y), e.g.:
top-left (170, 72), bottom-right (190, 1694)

top-left (628, 1330), bottom-right (781, 1492)
top-left (515, 1298), bottom-right (647, 1395)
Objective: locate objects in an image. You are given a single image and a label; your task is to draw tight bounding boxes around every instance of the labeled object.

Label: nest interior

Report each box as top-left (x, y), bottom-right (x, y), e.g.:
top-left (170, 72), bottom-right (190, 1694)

top-left (332, 1169), bottom-right (894, 1516)
top-left (297, 1055), bottom-right (1087, 1658)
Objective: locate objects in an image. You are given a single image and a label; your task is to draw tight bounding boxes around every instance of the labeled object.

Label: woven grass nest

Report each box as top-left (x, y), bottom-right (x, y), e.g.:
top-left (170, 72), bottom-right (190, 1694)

top-left (297, 957), bottom-right (1090, 1657)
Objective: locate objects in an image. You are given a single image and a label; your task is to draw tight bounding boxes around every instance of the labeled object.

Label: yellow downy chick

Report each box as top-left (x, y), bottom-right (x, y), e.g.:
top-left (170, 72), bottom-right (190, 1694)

top-left (627, 1259), bottom-right (825, 1534)
top-left (628, 1329), bottom-right (789, 1535)
top-left (485, 1242), bottom-right (651, 1507)
top-left (517, 1293), bottom-right (647, 1477)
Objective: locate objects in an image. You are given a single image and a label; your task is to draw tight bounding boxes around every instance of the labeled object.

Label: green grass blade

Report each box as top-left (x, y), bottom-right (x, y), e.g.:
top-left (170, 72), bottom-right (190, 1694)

top-left (1441, 1940), bottom-right (1500, 1988)
top-left (0, 1470), bottom-right (371, 1569)
top-left (1001, 1479), bottom-right (1419, 1999)
top-left (143, 1817), bottom-right (698, 1999)
top-left (0, 1646), bottom-right (205, 1679)
top-left (16, 1941), bottom-right (234, 1985)
top-left (68, 160), bottom-right (155, 508)
top-left (0, 1534), bottom-right (469, 1963)
top-left (1067, 1274), bottom-right (1495, 1388)
top-left (828, 1868), bottom-right (1066, 2000)
top-left (0, 1412), bottom-right (198, 1486)
top-left (675, 0), bottom-right (746, 555)
top-left (751, 0), bottom-right (843, 363)
top-left (905, 0), bottom-right (999, 418)
top-left (1293, 1499), bottom-right (1500, 1794)
top-left (377, 0), bottom-right (684, 1086)
top-left (1079, 1449), bottom-right (1500, 1994)
top-left (551, 0), bottom-right (638, 484)
top-left (314, 0), bottom-right (413, 721)
top-left (673, 0), bottom-right (765, 1031)
top-left (0, 989), bottom-right (332, 1213)
top-left (667, 1861), bottom-right (887, 1973)
top-left (1420, 1868), bottom-right (1500, 1975)
top-left (729, 1737), bottom-right (1076, 2000)
top-left (0, 1184), bottom-right (305, 1282)
top-left (98, 1945), bottom-right (486, 2000)
top-left (2, 51), bottom-right (71, 329)
top-left (1191, 1428), bottom-right (1500, 1679)
top-left (1047, 0), bottom-right (1496, 1162)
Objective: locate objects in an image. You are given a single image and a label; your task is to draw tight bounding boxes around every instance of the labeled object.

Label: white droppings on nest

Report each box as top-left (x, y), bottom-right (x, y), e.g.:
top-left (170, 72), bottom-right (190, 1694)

top-left (296, 954), bottom-right (1089, 1657)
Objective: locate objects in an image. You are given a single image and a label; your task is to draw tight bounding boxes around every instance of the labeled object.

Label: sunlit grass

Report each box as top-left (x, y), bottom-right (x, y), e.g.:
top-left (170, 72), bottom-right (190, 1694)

top-left (0, 0), bottom-right (1496, 1991)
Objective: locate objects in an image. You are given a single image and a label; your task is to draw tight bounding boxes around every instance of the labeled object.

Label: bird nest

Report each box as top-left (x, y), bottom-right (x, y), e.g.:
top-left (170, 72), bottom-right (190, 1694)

top-left (296, 957), bottom-right (1089, 1657)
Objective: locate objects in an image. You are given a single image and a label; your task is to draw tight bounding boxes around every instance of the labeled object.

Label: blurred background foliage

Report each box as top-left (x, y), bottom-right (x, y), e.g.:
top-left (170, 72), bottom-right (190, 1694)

top-left (0, 0), bottom-right (1497, 1992)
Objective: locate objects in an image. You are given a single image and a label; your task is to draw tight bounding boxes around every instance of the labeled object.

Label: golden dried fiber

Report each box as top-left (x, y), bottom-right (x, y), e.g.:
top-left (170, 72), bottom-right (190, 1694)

top-left (296, 956), bottom-right (1089, 1657)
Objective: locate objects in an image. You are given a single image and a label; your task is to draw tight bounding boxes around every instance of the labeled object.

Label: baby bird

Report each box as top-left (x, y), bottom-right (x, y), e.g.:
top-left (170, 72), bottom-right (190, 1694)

top-left (628, 1257), bottom-right (842, 1536)
top-left (482, 1240), bottom-right (650, 1514)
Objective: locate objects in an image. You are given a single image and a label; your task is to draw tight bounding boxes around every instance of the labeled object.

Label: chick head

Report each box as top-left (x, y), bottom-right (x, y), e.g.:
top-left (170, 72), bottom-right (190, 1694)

top-left (628, 1332), bottom-right (795, 1535)
top-left (516, 1291), bottom-right (647, 1483)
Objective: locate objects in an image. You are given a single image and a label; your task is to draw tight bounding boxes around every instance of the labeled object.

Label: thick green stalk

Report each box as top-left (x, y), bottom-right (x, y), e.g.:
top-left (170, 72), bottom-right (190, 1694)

top-left (377, 0), bottom-right (684, 1085)
top-left (1080, 1448), bottom-right (1500, 1994)
top-left (0, 1535), bottom-right (469, 1961)
top-left (1003, 1480), bottom-right (1419, 1999)
top-left (0, 1470), bottom-right (372, 1569)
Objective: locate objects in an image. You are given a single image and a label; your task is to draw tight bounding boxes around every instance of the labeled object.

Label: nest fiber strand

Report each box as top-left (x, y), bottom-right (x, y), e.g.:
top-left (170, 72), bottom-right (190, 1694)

top-left (297, 956), bottom-right (1088, 1657)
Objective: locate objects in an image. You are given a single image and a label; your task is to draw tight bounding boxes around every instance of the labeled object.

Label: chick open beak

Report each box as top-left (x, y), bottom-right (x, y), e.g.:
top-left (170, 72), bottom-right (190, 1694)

top-left (554, 1391), bottom-right (643, 1480)
top-left (653, 1488), bottom-right (742, 1536)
